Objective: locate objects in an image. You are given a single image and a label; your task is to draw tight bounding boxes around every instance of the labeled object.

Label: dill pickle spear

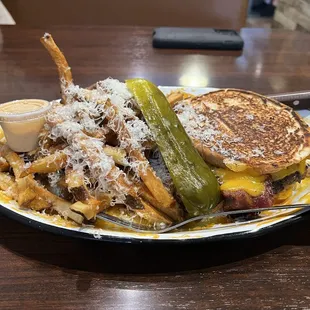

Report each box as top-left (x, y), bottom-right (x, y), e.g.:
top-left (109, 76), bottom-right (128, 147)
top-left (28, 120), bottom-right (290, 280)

top-left (126, 78), bottom-right (220, 216)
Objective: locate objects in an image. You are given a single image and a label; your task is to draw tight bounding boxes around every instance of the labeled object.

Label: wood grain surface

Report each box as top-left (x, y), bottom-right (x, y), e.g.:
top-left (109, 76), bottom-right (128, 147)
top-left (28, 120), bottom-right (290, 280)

top-left (1, 26), bottom-right (310, 310)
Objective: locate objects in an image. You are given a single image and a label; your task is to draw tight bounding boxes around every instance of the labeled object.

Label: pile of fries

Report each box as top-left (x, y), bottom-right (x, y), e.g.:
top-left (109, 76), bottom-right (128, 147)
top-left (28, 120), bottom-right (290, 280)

top-left (0, 33), bottom-right (185, 227)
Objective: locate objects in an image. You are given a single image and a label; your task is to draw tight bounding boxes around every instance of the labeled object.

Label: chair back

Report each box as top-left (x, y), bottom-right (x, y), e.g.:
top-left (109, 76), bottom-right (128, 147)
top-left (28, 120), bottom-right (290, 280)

top-left (3, 0), bottom-right (248, 29)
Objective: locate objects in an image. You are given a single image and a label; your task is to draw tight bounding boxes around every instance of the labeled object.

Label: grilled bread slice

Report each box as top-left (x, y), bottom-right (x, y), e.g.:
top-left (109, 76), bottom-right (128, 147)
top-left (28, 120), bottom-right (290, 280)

top-left (174, 89), bottom-right (310, 174)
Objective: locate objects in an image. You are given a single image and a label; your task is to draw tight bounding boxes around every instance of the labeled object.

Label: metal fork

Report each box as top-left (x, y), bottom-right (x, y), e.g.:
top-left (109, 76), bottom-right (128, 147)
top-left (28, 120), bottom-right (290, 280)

top-left (97, 90), bottom-right (310, 233)
top-left (97, 204), bottom-right (310, 233)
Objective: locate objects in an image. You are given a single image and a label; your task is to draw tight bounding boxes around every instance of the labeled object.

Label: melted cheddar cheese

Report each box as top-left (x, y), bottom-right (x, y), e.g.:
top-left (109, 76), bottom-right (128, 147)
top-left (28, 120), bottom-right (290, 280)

top-left (271, 159), bottom-right (307, 181)
top-left (0, 191), bottom-right (13, 203)
top-left (214, 169), bottom-right (266, 197)
top-left (214, 159), bottom-right (308, 197)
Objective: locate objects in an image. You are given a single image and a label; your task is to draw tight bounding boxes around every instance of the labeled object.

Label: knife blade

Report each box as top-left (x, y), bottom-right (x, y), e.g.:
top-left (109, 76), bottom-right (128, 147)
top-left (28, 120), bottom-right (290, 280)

top-left (267, 91), bottom-right (310, 110)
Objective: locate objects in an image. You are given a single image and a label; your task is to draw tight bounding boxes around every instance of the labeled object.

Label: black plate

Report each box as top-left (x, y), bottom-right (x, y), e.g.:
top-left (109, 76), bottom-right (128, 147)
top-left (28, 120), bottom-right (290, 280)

top-left (1, 203), bottom-right (308, 245)
top-left (1, 88), bottom-right (309, 245)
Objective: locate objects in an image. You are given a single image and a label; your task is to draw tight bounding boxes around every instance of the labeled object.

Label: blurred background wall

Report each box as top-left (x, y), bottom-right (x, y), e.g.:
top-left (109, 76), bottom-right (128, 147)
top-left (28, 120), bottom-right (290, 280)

top-left (2, 0), bottom-right (248, 29)
top-left (1, 0), bottom-right (309, 33)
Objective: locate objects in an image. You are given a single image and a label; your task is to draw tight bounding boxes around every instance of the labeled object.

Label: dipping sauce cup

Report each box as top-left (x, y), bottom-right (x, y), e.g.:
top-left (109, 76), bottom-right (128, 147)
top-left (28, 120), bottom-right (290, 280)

top-left (0, 99), bottom-right (51, 152)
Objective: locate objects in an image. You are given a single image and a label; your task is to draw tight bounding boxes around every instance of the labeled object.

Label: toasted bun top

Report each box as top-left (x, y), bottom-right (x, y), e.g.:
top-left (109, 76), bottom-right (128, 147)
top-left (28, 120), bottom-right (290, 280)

top-left (174, 89), bottom-right (310, 174)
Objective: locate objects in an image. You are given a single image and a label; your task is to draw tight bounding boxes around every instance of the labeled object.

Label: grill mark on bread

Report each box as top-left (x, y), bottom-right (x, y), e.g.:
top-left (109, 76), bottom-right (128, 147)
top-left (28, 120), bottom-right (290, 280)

top-left (174, 89), bottom-right (310, 174)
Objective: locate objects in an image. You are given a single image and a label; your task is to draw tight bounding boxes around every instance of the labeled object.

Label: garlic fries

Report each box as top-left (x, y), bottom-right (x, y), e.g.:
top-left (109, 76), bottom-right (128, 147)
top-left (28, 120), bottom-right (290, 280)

top-left (0, 33), bottom-right (183, 228)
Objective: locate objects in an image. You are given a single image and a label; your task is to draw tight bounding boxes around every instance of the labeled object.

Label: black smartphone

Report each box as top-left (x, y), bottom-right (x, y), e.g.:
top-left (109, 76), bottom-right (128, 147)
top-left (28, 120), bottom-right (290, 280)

top-left (153, 27), bottom-right (244, 50)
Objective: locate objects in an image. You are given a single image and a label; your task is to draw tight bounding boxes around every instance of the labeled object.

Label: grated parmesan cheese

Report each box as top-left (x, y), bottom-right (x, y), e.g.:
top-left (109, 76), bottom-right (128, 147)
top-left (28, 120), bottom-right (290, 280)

top-left (48, 172), bottom-right (62, 188)
top-left (174, 102), bottom-right (245, 160)
top-left (43, 79), bottom-right (154, 205)
top-left (274, 150), bottom-right (284, 155)
top-left (124, 119), bottom-right (153, 150)
top-left (251, 147), bottom-right (265, 158)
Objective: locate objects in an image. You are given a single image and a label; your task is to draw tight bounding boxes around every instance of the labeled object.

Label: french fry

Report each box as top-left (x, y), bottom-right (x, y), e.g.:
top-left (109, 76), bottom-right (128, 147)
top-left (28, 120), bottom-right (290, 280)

top-left (72, 196), bottom-right (108, 219)
top-left (65, 169), bottom-right (96, 203)
top-left (0, 157), bottom-right (9, 172)
top-left (28, 33), bottom-right (185, 227)
top-left (135, 199), bottom-right (172, 225)
top-left (0, 172), bottom-right (15, 191)
top-left (136, 181), bottom-right (183, 222)
top-left (53, 201), bottom-right (84, 224)
top-left (30, 197), bottom-right (51, 211)
top-left (16, 176), bottom-right (36, 207)
top-left (66, 168), bottom-right (110, 218)
top-left (18, 188), bottom-right (37, 207)
top-left (0, 172), bottom-right (18, 200)
top-left (22, 175), bottom-right (84, 224)
top-left (128, 149), bottom-right (180, 220)
top-left (22, 174), bottom-right (58, 204)
top-left (130, 150), bottom-right (174, 208)
top-left (105, 167), bottom-right (174, 224)
top-left (122, 195), bottom-right (172, 225)
top-left (137, 183), bottom-right (166, 210)
top-left (166, 91), bottom-right (194, 107)
top-left (96, 192), bottom-right (112, 208)
top-left (129, 150), bottom-right (183, 221)
top-left (103, 145), bottom-right (128, 166)
top-left (97, 99), bottom-right (178, 219)
top-left (65, 168), bottom-right (84, 187)
top-left (77, 139), bottom-right (137, 199)
top-left (55, 175), bottom-right (67, 188)
top-left (40, 33), bottom-right (73, 102)
top-left (167, 91), bottom-right (184, 107)
top-left (67, 93), bottom-right (176, 217)
top-left (107, 166), bottom-right (138, 197)
top-left (21, 152), bottom-right (67, 177)
top-left (70, 201), bottom-right (98, 220)
top-left (0, 145), bottom-right (25, 178)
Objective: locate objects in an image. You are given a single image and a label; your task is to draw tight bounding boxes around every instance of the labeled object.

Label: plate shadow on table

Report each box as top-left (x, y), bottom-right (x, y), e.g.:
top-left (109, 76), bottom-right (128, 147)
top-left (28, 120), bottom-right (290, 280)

top-left (1, 214), bottom-right (310, 274)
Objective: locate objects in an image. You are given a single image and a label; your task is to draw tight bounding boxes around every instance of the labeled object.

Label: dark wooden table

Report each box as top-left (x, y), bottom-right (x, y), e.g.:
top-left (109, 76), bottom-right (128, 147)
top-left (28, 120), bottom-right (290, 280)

top-left (1, 26), bottom-right (310, 310)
